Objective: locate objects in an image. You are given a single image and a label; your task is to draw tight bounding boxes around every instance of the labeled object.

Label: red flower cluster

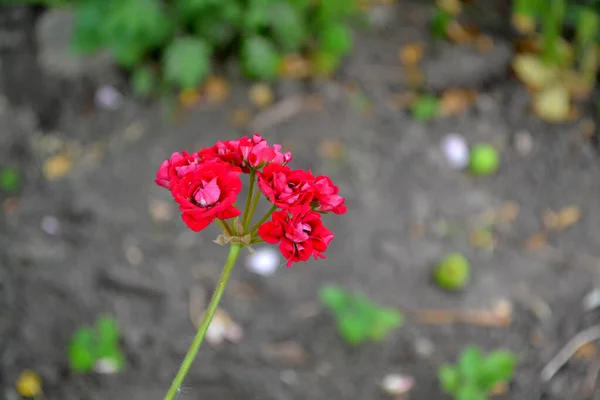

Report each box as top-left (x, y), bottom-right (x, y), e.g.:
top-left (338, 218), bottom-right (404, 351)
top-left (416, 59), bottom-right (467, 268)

top-left (156, 134), bottom-right (346, 266)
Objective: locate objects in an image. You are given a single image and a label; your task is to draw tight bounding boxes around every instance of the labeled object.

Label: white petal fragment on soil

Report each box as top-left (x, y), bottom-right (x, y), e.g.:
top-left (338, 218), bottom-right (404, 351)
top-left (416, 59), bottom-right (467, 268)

top-left (245, 246), bottom-right (280, 277)
top-left (204, 309), bottom-right (244, 346)
top-left (381, 373), bottom-right (415, 396)
top-left (41, 215), bottom-right (60, 235)
top-left (95, 85), bottom-right (123, 110)
top-left (441, 133), bottom-right (469, 169)
top-left (93, 358), bottom-right (120, 375)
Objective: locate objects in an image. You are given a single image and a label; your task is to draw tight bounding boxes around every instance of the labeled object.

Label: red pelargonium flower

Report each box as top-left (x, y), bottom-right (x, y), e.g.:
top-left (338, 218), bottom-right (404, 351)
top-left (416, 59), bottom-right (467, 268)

top-left (239, 134), bottom-right (292, 170)
top-left (313, 176), bottom-right (347, 214)
top-left (171, 162), bottom-right (242, 232)
top-left (198, 139), bottom-right (243, 167)
top-left (258, 205), bottom-right (334, 267)
top-left (257, 164), bottom-right (315, 209)
top-left (155, 151), bottom-right (202, 189)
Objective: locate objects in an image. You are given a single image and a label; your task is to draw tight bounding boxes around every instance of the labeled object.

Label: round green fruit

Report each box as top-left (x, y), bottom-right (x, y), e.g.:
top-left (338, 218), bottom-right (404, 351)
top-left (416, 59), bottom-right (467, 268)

top-left (469, 144), bottom-right (499, 176)
top-left (434, 253), bottom-right (470, 291)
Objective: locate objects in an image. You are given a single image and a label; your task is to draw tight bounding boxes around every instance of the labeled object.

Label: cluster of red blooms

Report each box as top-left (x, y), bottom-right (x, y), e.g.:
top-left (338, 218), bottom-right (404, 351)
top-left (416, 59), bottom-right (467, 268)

top-left (155, 134), bottom-right (347, 266)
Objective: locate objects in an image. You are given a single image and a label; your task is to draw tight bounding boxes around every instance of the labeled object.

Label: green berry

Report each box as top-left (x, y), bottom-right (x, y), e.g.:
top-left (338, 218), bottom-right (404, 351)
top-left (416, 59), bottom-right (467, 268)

top-left (0, 167), bottom-right (20, 192)
top-left (434, 253), bottom-right (470, 291)
top-left (469, 144), bottom-right (499, 176)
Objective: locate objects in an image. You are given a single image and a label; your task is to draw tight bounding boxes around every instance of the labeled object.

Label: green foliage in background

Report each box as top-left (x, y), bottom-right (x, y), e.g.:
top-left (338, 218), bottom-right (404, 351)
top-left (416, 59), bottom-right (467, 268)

top-left (439, 346), bottom-right (518, 400)
top-left (319, 285), bottom-right (404, 346)
top-left (0, 167), bottom-right (21, 192)
top-left (68, 315), bottom-right (125, 374)
top-left (29, 0), bottom-right (360, 95)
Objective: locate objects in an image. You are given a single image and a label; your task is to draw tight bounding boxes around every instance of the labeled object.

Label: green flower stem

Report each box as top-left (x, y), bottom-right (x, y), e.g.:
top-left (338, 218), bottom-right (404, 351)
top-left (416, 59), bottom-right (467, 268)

top-left (215, 219), bottom-right (233, 236)
top-left (244, 191), bottom-right (262, 233)
top-left (163, 243), bottom-right (242, 400)
top-left (242, 171), bottom-right (256, 229)
top-left (249, 204), bottom-right (277, 234)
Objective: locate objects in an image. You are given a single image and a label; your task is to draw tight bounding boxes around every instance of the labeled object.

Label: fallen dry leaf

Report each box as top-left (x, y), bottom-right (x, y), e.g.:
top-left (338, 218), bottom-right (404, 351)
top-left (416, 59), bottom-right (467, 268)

top-left (474, 34), bottom-right (494, 53)
top-left (399, 43), bottom-right (425, 66)
top-left (249, 83), bottom-right (274, 109)
top-left (43, 153), bottom-right (73, 181)
top-left (512, 14), bottom-right (537, 35)
top-left (574, 342), bottom-right (598, 360)
top-left (446, 22), bottom-right (474, 44)
top-left (278, 54), bottom-right (310, 79)
top-left (261, 341), bottom-right (308, 366)
top-left (439, 89), bottom-right (477, 116)
top-left (489, 381), bottom-right (509, 396)
top-left (318, 139), bottom-right (347, 159)
top-left (436, 0), bottom-right (462, 15)
top-left (179, 88), bottom-right (201, 108)
top-left (513, 54), bottom-right (560, 91)
top-left (557, 206), bottom-right (580, 229)
top-left (524, 232), bottom-right (548, 252)
top-left (533, 85), bottom-right (571, 123)
top-left (403, 67), bottom-right (425, 88)
top-left (229, 108), bottom-right (252, 128)
top-left (204, 76), bottom-right (231, 105)
top-left (542, 210), bottom-right (560, 230)
top-left (499, 201), bottom-right (520, 223)
top-left (417, 299), bottom-right (512, 328)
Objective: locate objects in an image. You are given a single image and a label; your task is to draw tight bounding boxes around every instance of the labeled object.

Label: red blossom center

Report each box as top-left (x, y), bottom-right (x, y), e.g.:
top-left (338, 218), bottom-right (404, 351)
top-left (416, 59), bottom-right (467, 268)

top-left (193, 177), bottom-right (221, 208)
top-left (286, 221), bottom-right (311, 243)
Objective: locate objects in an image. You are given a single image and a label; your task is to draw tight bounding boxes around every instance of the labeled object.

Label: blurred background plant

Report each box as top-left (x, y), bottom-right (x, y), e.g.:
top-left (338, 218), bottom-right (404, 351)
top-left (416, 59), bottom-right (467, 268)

top-left (432, 0), bottom-right (600, 122)
top-left (21, 0), bottom-right (360, 97)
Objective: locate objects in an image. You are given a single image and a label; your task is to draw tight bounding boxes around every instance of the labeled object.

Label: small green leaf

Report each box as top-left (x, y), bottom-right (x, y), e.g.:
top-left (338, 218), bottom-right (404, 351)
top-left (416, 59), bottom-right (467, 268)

top-left (338, 313), bottom-right (371, 345)
top-left (319, 23), bottom-right (353, 57)
top-left (0, 167), bottom-right (20, 192)
top-left (96, 316), bottom-right (120, 344)
top-left (241, 36), bottom-right (279, 80)
top-left (431, 7), bottom-right (453, 39)
top-left (410, 95), bottom-right (439, 121)
top-left (244, 0), bottom-right (271, 32)
top-left (458, 346), bottom-right (484, 380)
top-left (439, 364), bottom-right (460, 395)
top-left (456, 383), bottom-right (487, 400)
top-left (71, 0), bottom-right (107, 54)
top-left (369, 308), bottom-right (403, 341)
top-left (479, 351), bottom-right (517, 389)
top-left (315, 0), bottom-right (357, 24)
top-left (319, 285), bottom-right (350, 314)
top-left (269, 1), bottom-right (305, 52)
top-left (68, 328), bottom-right (96, 373)
top-left (132, 66), bottom-right (155, 96)
top-left (163, 37), bottom-right (211, 89)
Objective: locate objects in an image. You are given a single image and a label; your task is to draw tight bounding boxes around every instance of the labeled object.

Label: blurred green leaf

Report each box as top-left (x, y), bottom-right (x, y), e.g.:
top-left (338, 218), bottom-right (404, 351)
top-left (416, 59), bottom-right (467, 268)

top-left (369, 308), bottom-right (404, 341)
top-left (431, 7), bottom-right (452, 39)
top-left (458, 346), bottom-right (484, 380)
top-left (479, 350), bottom-right (517, 389)
top-left (269, 1), bottom-right (306, 52)
top-left (410, 95), bottom-right (439, 121)
top-left (319, 285), bottom-right (350, 313)
top-left (163, 37), bottom-right (211, 89)
top-left (439, 364), bottom-right (460, 395)
top-left (132, 66), bottom-right (155, 96)
top-left (0, 167), bottom-right (20, 192)
top-left (456, 383), bottom-right (487, 400)
top-left (71, 0), bottom-right (108, 54)
top-left (319, 23), bottom-right (353, 57)
top-left (68, 327), bottom-right (96, 373)
top-left (241, 36), bottom-right (279, 80)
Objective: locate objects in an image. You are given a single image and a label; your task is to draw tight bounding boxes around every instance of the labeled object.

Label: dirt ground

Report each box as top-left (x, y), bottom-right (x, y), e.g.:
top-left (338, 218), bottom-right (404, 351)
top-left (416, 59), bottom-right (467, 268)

top-left (1, 2), bottom-right (600, 400)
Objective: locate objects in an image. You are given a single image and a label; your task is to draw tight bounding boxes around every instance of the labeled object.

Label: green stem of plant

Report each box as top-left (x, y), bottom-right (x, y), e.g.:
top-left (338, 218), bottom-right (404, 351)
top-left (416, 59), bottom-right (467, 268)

top-left (215, 219), bottom-right (233, 236)
top-left (242, 171), bottom-right (256, 228)
top-left (163, 243), bottom-right (242, 400)
top-left (248, 204), bottom-right (277, 234)
top-left (244, 191), bottom-right (262, 233)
